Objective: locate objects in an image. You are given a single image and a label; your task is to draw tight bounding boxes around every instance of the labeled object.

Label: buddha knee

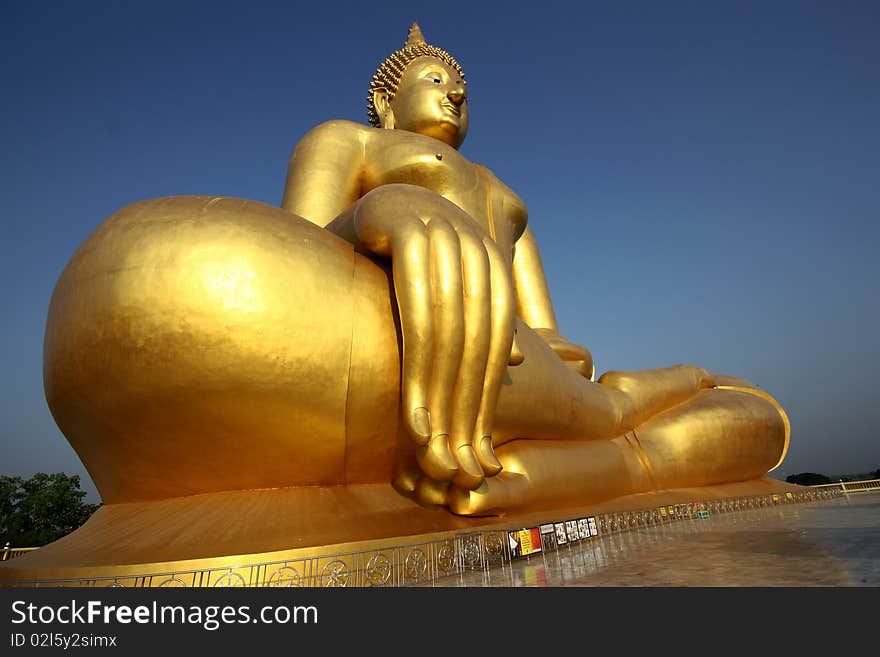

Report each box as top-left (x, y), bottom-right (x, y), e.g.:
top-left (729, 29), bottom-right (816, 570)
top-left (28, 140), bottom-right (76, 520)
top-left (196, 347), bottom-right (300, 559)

top-left (44, 196), bottom-right (369, 502)
top-left (631, 388), bottom-right (788, 489)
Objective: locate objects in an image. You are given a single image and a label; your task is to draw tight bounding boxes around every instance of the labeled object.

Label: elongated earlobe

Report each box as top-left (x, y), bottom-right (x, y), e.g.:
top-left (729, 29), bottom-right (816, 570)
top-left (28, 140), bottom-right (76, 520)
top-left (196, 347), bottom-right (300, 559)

top-left (373, 89), bottom-right (395, 130)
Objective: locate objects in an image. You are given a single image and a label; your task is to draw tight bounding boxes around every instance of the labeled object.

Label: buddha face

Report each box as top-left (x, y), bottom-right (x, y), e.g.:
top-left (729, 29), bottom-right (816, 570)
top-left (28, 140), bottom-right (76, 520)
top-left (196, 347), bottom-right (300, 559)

top-left (382, 56), bottom-right (469, 148)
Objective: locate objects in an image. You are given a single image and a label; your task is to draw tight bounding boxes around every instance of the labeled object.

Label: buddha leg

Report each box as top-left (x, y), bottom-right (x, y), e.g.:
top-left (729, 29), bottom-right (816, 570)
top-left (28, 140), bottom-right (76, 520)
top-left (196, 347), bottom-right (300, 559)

top-left (450, 386), bottom-right (789, 515)
top-left (490, 318), bottom-right (714, 445)
top-left (45, 196), bottom-right (403, 503)
top-left (398, 320), bottom-right (721, 509)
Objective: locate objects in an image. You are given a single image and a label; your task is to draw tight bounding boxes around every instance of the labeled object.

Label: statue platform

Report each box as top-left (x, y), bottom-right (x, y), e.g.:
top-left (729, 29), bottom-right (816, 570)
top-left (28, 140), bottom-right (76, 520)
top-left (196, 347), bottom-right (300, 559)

top-left (0, 478), bottom-right (809, 587)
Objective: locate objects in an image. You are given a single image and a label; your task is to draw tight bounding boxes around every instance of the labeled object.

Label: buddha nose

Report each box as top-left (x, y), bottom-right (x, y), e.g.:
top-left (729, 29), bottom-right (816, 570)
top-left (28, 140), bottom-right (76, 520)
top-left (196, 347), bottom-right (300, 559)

top-left (447, 86), bottom-right (465, 106)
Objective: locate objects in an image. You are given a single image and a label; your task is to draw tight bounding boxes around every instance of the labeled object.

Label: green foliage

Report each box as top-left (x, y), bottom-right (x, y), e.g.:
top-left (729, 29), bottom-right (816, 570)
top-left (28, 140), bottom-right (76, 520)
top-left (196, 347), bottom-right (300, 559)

top-left (0, 473), bottom-right (100, 548)
top-left (785, 472), bottom-right (834, 486)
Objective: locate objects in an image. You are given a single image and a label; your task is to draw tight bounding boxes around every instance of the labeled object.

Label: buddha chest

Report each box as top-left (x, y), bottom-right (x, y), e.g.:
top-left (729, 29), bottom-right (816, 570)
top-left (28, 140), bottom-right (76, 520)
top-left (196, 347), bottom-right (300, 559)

top-left (365, 131), bottom-right (525, 256)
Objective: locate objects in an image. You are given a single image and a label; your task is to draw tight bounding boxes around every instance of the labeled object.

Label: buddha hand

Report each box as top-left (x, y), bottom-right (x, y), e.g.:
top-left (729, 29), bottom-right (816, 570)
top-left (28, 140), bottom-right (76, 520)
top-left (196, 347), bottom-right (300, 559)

top-left (533, 328), bottom-right (595, 380)
top-left (349, 184), bottom-right (519, 490)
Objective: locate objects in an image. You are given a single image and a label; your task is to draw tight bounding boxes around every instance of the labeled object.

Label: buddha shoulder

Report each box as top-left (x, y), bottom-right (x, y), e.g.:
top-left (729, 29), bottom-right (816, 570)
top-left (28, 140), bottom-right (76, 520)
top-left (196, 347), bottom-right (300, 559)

top-left (291, 120), bottom-right (370, 162)
top-left (290, 119), bottom-right (459, 166)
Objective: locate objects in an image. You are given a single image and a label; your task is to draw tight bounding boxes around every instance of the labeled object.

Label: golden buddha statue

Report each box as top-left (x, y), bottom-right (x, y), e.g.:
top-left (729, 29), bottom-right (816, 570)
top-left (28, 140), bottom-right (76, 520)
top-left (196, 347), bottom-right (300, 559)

top-left (42, 24), bottom-right (789, 527)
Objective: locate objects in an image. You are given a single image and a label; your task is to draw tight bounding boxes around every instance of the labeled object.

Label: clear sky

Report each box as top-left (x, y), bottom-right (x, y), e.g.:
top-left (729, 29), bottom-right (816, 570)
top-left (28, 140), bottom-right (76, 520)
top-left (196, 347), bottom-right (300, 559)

top-left (2, 0), bottom-right (877, 502)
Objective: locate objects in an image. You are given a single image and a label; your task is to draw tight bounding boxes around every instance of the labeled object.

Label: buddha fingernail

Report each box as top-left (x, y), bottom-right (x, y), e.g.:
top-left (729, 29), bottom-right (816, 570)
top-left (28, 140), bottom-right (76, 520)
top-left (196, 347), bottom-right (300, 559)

top-left (453, 445), bottom-right (484, 490)
top-left (477, 435), bottom-right (503, 473)
top-left (411, 407), bottom-right (431, 442)
top-left (456, 445), bottom-right (482, 478)
top-left (428, 434), bottom-right (457, 471)
top-left (416, 434), bottom-right (456, 481)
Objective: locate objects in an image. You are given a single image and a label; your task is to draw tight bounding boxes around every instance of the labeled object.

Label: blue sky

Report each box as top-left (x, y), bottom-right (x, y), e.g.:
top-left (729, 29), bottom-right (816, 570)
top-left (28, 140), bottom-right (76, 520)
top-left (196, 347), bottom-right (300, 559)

top-left (2, 0), bottom-right (878, 501)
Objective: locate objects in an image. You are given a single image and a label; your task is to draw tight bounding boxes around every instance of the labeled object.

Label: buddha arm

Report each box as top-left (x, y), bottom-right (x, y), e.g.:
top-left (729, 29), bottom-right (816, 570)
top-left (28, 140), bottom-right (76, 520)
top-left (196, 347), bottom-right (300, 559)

top-left (513, 227), bottom-right (594, 377)
top-left (281, 120), bottom-right (366, 226)
top-left (512, 226), bottom-right (559, 331)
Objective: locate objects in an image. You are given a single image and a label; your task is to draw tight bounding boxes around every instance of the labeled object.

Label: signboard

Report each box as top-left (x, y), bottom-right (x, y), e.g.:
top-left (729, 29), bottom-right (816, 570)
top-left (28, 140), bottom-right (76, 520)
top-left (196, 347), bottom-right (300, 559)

top-left (540, 524), bottom-right (558, 551)
top-left (659, 506), bottom-right (667, 517)
top-left (577, 518), bottom-right (590, 540)
top-left (588, 516), bottom-right (598, 536)
top-left (565, 520), bottom-right (579, 542)
top-left (785, 492), bottom-right (794, 500)
top-left (554, 522), bottom-right (568, 545)
top-left (508, 528), bottom-right (543, 558)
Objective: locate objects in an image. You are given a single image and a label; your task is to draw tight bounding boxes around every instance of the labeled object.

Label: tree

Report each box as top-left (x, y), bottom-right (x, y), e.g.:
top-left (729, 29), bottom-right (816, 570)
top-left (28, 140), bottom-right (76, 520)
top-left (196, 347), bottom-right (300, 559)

top-left (0, 473), bottom-right (100, 547)
top-left (785, 472), bottom-right (833, 486)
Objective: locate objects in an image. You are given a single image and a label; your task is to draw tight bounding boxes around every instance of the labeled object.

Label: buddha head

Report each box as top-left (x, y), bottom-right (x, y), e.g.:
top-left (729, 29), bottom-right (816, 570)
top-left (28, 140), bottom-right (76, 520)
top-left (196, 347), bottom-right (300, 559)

top-left (368, 23), bottom-right (469, 148)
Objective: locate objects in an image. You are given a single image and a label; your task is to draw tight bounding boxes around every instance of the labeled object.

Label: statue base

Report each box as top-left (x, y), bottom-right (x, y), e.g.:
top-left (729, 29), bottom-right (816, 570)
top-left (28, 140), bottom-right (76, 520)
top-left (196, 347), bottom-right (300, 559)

top-left (0, 478), bottom-right (810, 587)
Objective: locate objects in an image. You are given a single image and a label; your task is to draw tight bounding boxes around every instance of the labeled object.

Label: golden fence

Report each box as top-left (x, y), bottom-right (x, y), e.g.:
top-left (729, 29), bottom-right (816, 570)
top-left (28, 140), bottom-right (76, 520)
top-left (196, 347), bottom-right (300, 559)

top-left (1, 545), bottom-right (38, 562)
top-left (812, 478), bottom-right (880, 494)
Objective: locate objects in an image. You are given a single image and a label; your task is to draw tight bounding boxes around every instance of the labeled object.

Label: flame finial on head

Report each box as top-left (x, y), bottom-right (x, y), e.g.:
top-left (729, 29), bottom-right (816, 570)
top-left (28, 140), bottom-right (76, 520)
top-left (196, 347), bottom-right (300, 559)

top-left (405, 22), bottom-right (426, 48)
top-left (367, 22), bottom-right (466, 127)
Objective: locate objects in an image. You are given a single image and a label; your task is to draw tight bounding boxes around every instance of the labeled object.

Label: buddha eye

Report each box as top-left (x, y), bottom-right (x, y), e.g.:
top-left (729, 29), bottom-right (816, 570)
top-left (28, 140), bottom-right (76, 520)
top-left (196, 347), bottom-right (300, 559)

top-left (433, 78), bottom-right (441, 84)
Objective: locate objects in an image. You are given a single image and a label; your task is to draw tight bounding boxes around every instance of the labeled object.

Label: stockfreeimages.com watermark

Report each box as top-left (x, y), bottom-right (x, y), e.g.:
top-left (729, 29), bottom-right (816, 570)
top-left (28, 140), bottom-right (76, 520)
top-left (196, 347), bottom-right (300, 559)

top-left (10, 599), bottom-right (318, 633)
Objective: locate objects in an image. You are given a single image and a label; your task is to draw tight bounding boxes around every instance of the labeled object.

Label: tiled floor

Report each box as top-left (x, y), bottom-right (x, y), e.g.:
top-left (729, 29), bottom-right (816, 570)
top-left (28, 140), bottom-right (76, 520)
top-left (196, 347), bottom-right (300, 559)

top-left (427, 493), bottom-right (880, 586)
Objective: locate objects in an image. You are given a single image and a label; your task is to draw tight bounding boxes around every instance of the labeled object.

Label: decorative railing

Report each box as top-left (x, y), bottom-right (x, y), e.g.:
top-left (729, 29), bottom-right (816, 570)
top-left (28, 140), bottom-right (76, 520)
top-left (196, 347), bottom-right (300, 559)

top-left (812, 478), bottom-right (880, 494)
top-left (0, 486), bottom-right (844, 587)
top-left (1, 545), bottom-right (38, 562)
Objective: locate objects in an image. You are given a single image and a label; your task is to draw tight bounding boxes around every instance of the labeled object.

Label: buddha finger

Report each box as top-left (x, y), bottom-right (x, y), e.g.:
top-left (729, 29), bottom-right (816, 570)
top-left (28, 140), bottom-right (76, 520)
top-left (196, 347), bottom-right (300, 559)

top-left (448, 472), bottom-right (530, 517)
top-left (389, 219), bottom-right (436, 449)
top-left (509, 329), bottom-right (525, 366)
top-left (472, 238), bottom-right (516, 476)
top-left (423, 218), bottom-right (465, 479)
top-left (448, 228), bottom-right (492, 490)
top-left (414, 477), bottom-right (452, 508)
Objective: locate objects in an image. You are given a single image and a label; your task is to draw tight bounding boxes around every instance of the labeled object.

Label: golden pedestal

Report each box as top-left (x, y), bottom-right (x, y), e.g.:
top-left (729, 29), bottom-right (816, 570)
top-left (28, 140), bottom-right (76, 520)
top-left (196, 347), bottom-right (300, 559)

top-left (0, 478), bottom-right (812, 587)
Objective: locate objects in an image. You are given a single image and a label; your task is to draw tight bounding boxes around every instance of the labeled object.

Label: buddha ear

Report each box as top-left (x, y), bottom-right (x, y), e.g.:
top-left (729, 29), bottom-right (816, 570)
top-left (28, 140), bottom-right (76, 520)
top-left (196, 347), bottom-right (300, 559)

top-left (373, 89), bottom-right (395, 130)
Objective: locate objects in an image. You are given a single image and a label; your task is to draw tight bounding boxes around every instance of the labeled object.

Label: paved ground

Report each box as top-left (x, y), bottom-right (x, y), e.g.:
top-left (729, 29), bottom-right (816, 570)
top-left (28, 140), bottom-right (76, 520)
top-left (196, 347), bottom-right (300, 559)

top-left (428, 493), bottom-right (880, 586)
